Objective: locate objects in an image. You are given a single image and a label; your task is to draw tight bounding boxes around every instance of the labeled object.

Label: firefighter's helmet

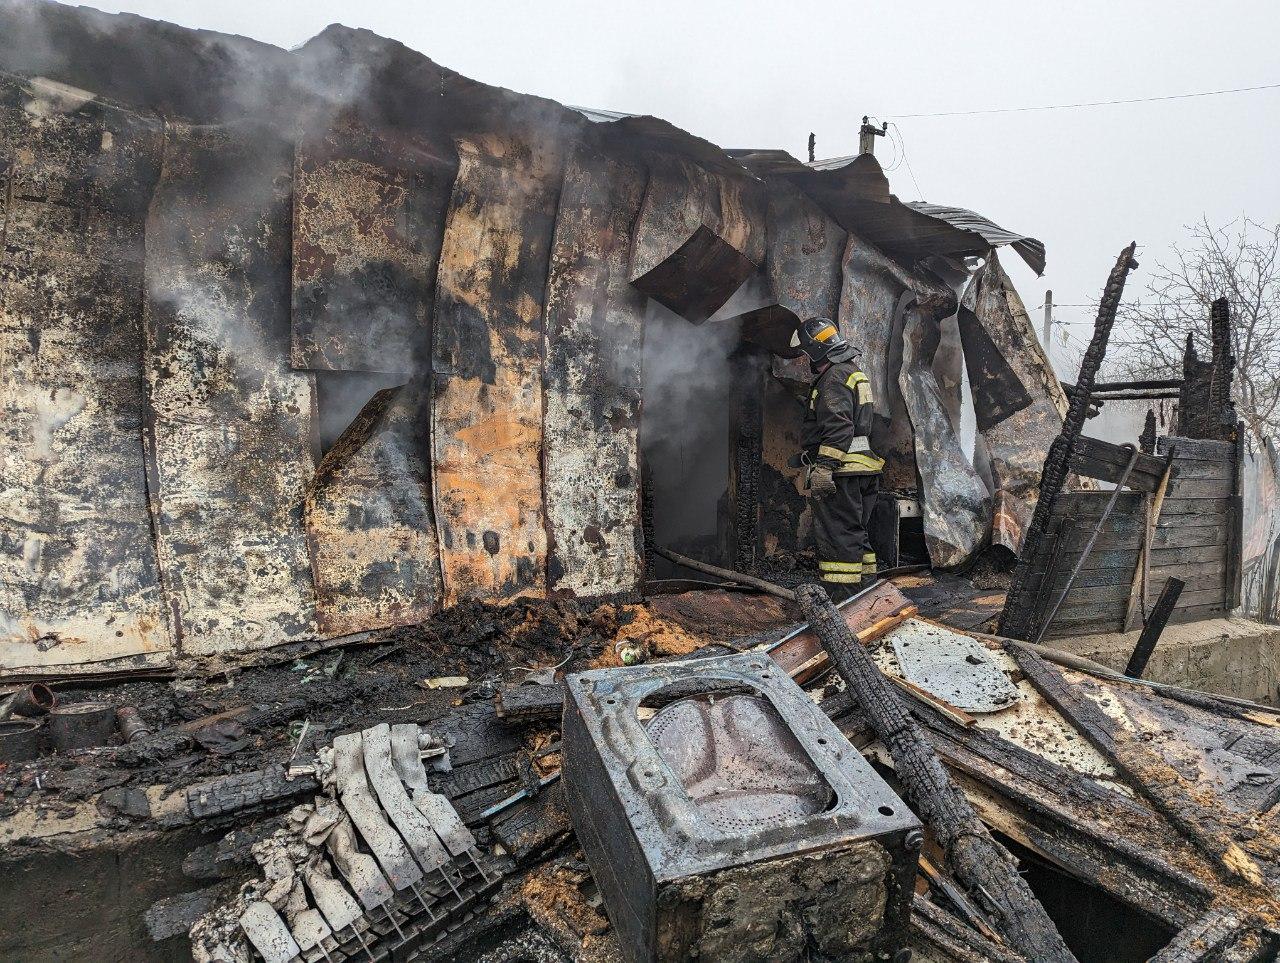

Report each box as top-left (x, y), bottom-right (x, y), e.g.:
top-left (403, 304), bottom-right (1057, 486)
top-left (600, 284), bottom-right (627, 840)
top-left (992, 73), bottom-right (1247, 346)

top-left (791, 316), bottom-right (855, 365)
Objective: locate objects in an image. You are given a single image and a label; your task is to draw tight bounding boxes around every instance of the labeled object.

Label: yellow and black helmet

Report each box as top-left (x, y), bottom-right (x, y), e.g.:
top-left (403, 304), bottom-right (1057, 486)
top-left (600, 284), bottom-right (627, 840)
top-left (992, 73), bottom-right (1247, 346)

top-left (791, 316), bottom-right (855, 365)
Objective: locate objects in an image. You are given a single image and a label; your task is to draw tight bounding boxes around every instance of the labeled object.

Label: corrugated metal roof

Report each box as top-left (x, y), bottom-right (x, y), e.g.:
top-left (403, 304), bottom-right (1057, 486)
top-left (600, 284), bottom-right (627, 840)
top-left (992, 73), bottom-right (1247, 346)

top-left (584, 118), bottom-right (1048, 275)
top-left (905, 202), bottom-right (1046, 276)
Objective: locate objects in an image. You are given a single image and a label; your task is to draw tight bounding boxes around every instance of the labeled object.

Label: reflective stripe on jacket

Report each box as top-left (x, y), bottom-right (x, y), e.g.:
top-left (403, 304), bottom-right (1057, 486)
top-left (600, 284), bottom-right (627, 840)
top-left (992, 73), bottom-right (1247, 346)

top-left (801, 359), bottom-right (884, 476)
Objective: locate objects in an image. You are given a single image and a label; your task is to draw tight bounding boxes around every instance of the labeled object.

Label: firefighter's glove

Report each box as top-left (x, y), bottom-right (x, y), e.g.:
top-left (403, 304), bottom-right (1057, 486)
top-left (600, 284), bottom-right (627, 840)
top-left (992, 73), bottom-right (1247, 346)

top-left (809, 465), bottom-right (837, 499)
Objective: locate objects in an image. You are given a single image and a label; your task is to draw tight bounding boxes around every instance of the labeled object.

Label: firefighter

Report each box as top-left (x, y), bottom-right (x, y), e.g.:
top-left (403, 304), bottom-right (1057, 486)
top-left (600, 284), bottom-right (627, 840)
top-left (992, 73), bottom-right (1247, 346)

top-left (792, 316), bottom-right (884, 594)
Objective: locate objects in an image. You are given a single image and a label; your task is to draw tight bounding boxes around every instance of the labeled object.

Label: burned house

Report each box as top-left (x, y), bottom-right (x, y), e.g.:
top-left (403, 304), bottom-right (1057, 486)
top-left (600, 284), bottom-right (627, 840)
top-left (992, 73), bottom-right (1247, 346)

top-left (2, 3), bottom-right (1280, 963)
top-left (0, 2), bottom-right (1061, 679)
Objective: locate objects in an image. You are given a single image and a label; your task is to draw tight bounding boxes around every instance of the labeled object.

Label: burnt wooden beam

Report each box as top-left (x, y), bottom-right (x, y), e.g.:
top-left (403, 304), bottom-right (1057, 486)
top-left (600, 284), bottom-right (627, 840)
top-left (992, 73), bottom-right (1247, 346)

top-left (1227, 420), bottom-right (1246, 610)
top-left (1000, 244), bottom-right (1139, 640)
top-left (1069, 436), bottom-right (1167, 490)
top-left (796, 584), bottom-right (1078, 963)
top-left (1151, 904), bottom-right (1267, 963)
top-left (900, 682), bottom-right (1213, 926)
top-left (1007, 644), bottom-right (1280, 903)
top-left (1124, 577), bottom-right (1185, 678)
top-left (1063, 377), bottom-right (1184, 393)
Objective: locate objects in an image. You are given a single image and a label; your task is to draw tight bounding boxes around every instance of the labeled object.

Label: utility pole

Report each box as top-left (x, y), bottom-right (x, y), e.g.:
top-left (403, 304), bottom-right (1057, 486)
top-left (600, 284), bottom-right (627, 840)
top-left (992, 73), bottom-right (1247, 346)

top-left (1042, 290), bottom-right (1053, 367)
top-left (858, 116), bottom-right (888, 156)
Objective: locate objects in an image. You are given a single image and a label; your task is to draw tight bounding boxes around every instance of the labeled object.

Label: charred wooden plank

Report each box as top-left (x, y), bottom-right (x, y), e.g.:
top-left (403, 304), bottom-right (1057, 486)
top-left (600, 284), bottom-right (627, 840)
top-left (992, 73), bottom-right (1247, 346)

top-left (797, 585), bottom-right (1077, 962)
top-left (1000, 244), bottom-right (1139, 639)
top-left (542, 143), bottom-right (646, 598)
top-left (1068, 435), bottom-right (1167, 491)
top-left (1160, 437), bottom-right (1234, 462)
top-left (494, 683), bottom-right (565, 723)
top-left (1008, 645), bottom-right (1280, 896)
top-left (1160, 479), bottom-right (1235, 500)
top-left (907, 704), bottom-right (1211, 926)
top-left (909, 896), bottom-right (1024, 963)
top-left (1151, 905), bottom-right (1250, 963)
top-left (430, 138), bottom-right (560, 604)
top-left (1126, 577), bottom-right (1186, 677)
top-left (489, 782), bottom-right (572, 864)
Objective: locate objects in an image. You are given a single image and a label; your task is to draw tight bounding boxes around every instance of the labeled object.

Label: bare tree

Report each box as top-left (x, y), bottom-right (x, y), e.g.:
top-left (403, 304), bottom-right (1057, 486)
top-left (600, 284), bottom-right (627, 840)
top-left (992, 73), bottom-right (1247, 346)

top-left (1109, 216), bottom-right (1280, 449)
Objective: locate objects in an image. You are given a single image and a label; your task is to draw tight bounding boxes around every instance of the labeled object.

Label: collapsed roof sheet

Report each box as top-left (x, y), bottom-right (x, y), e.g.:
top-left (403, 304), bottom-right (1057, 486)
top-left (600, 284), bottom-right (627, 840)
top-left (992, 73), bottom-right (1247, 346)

top-left (730, 149), bottom-right (1045, 275)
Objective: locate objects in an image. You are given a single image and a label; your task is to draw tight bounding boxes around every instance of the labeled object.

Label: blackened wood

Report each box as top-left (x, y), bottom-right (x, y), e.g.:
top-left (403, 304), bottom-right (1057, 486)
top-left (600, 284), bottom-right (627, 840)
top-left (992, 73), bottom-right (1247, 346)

top-left (1069, 435), bottom-right (1166, 491)
top-left (489, 782), bottom-right (572, 864)
top-left (494, 683), bottom-right (565, 722)
top-left (1160, 438), bottom-right (1235, 461)
top-left (907, 699), bottom-right (1211, 925)
top-left (909, 896), bottom-right (1025, 963)
top-left (1151, 904), bottom-right (1249, 963)
top-left (1007, 645), bottom-right (1278, 894)
top-left (1124, 577), bottom-right (1186, 678)
top-left (999, 243), bottom-right (1139, 640)
top-left (796, 584), bottom-right (1077, 963)
top-left (1228, 421), bottom-right (1245, 610)
top-left (1034, 445), bottom-right (1142, 643)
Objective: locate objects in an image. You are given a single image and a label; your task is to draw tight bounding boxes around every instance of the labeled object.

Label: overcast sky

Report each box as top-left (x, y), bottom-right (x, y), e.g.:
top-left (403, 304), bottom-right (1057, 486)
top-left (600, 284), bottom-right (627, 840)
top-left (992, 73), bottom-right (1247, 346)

top-left (74, 0), bottom-right (1280, 368)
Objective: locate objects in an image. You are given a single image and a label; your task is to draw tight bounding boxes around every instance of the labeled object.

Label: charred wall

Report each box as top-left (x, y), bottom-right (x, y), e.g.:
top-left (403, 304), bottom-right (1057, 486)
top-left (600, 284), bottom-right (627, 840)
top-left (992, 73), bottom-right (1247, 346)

top-left (0, 1), bottom-right (1052, 673)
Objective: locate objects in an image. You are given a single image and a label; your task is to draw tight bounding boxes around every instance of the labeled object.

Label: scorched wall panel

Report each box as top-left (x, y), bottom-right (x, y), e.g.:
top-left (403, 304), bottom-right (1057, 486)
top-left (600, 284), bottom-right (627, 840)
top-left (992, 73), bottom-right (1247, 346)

top-left (430, 138), bottom-right (560, 604)
top-left (837, 234), bottom-right (919, 491)
top-left (291, 115), bottom-right (455, 373)
top-left (144, 121), bottom-right (318, 656)
top-left (961, 251), bottom-right (1067, 554)
top-left (305, 381), bottom-right (442, 635)
top-left (0, 78), bottom-right (172, 673)
top-left (900, 300), bottom-right (991, 569)
top-left (541, 144), bottom-right (646, 597)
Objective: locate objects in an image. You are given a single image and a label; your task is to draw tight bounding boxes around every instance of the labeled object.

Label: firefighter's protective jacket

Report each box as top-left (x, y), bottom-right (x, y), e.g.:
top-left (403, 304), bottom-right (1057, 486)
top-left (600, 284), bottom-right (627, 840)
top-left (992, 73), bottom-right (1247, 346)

top-left (801, 359), bottom-right (885, 476)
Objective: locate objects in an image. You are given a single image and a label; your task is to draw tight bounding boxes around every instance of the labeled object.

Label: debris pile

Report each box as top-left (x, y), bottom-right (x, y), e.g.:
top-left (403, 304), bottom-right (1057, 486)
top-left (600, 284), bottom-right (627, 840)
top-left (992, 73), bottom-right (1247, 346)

top-left (1, 4), bottom-right (1278, 963)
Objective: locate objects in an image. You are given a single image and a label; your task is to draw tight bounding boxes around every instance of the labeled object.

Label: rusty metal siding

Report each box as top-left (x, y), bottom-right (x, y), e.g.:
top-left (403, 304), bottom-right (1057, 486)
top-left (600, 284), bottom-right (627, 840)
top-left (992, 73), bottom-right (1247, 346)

top-left (0, 78), bottom-right (173, 673)
top-left (628, 156), bottom-right (765, 323)
top-left (541, 144), bottom-right (646, 598)
top-left (899, 297), bottom-right (992, 569)
top-left (291, 115), bottom-right (455, 373)
top-left (305, 380), bottom-right (442, 635)
top-left (430, 138), bottom-right (561, 605)
top-left (763, 180), bottom-right (845, 322)
top-left (143, 120), bottom-right (318, 656)
top-left (962, 251), bottom-right (1067, 554)
top-left (836, 233), bottom-right (920, 491)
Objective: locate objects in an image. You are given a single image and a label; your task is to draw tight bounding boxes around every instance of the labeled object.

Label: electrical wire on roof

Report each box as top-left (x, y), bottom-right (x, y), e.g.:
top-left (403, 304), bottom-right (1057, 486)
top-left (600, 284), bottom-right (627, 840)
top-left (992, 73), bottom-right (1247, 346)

top-left (890, 81), bottom-right (1280, 118)
top-left (888, 123), bottom-right (923, 201)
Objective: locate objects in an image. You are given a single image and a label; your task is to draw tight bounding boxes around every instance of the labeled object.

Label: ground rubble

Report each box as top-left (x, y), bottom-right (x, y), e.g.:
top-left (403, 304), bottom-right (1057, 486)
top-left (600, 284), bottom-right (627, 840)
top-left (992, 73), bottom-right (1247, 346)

top-left (1, 577), bottom-right (1278, 962)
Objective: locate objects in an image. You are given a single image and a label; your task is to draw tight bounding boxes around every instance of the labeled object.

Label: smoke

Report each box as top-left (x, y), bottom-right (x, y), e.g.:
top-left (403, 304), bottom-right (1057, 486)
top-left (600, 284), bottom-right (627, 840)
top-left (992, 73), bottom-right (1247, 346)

top-left (641, 277), bottom-right (769, 559)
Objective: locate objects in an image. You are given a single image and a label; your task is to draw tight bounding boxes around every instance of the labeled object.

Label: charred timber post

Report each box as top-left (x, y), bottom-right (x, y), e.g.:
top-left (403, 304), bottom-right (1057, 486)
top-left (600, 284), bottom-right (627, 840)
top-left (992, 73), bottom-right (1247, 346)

top-left (998, 243), bottom-right (1139, 640)
top-left (795, 584), bottom-right (1078, 963)
top-left (1123, 576), bottom-right (1185, 678)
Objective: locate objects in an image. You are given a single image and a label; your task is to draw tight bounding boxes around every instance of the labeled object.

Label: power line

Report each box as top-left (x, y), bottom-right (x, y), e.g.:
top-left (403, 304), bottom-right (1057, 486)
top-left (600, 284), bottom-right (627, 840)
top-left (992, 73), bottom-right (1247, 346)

top-left (891, 81), bottom-right (1280, 119)
top-left (888, 123), bottom-right (924, 201)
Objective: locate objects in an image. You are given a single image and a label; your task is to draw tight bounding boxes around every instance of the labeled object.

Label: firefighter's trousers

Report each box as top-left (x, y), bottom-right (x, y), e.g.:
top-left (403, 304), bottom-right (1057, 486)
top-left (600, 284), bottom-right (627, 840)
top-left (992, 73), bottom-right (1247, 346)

top-left (811, 474), bottom-right (879, 587)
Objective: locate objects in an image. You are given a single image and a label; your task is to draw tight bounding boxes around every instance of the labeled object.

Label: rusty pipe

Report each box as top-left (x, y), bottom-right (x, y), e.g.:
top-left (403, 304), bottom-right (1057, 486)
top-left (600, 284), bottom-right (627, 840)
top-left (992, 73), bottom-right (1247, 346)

top-left (116, 706), bottom-right (152, 743)
top-left (0, 683), bottom-right (56, 721)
